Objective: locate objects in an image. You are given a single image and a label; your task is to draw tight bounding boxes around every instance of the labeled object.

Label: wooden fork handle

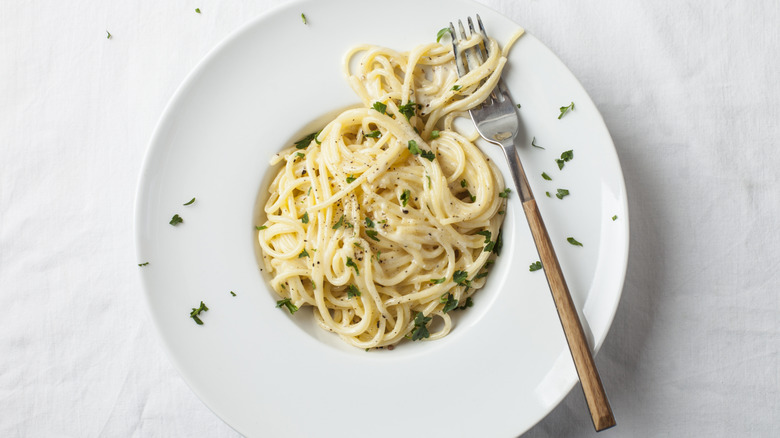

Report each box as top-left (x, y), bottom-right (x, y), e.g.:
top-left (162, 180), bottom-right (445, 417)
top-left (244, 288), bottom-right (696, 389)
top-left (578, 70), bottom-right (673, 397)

top-left (523, 199), bottom-right (616, 431)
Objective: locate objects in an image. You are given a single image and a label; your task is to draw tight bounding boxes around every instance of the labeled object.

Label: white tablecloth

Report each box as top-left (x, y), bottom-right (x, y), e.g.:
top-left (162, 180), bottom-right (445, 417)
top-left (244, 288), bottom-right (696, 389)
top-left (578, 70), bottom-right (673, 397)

top-left (2, 0), bottom-right (778, 436)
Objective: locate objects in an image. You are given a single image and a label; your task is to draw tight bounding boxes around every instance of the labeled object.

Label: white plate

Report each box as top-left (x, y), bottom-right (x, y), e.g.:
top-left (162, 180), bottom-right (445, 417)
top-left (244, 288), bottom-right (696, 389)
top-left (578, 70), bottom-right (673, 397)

top-left (134, 0), bottom-right (629, 436)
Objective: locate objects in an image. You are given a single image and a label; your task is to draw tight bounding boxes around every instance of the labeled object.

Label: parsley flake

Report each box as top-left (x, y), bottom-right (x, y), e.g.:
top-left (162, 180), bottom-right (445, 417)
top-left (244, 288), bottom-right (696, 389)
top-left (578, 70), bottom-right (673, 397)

top-left (398, 101), bottom-right (417, 121)
top-left (461, 179), bottom-right (468, 188)
top-left (531, 137), bottom-right (545, 149)
top-left (372, 102), bottom-right (387, 114)
top-left (558, 102), bottom-right (575, 119)
top-left (364, 217), bottom-right (374, 228)
top-left (346, 175), bottom-right (356, 183)
top-left (276, 298), bottom-right (298, 314)
top-left (298, 249), bottom-right (309, 258)
top-left (410, 312), bottom-right (432, 341)
top-left (400, 189), bottom-right (411, 207)
top-left (476, 230), bottom-right (492, 244)
top-left (346, 257), bottom-right (360, 276)
top-left (452, 85), bottom-right (462, 91)
top-left (436, 28), bottom-right (450, 43)
top-left (301, 13), bottom-right (307, 24)
top-left (301, 212), bottom-right (309, 224)
top-left (567, 237), bottom-right (583, 247)
top-left (138, 262), bottom-right (149, 267)
top-left (365, 130), bottom-right (381, 138)
top-left (333, 215), bottom-right (345, 230)
top-left (347, 284), bottom-right (361, 298)
top-left (407, 140), bottom-right (422, 155)
top-left (256, 225), bottom-right (267, 230)
top-left (457, 297), bottom-right (474, 310)
top-left (542, 172), bottom-right (551, 181)
top-left (230, 291), bottom-right (236, 296)
top-left (556, 188), bottom-right (570, 199)
top-left (169, 214), bottom-right (183, 226)
top-left (420, 150), bottom-right (435, 161)
top-left (106, 30), bottom-right (112, 39)
top-left (612, 215), bottom-right (618, 221)
top-left (183, 197), bottom-right (196, 206)
top-left (430, 277), bottom-right (446, 284)
top-left (294, 131), bottom-right (319, 149)
top-left (453, 270), bottom-right (471, 286)
top-left (190, 301), bottom-right (209, 325)
top-left (498, 188), bottom-right (511, 198)
top-left (365, 230), bottom-right (380, 241)
top-left (430, 130), bottom-right (440, 139)
top-left (441, 293), bottom-right (459, 313)
top-left (529, 261), bottom-right (542, 272)
top-left (195, 8), bottom-right (201, 14)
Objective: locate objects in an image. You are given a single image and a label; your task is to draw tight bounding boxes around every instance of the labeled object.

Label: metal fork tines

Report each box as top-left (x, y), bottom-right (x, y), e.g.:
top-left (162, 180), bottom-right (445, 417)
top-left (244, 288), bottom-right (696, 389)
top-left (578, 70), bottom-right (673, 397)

top-left (449, 15), bottom-right (617, 432)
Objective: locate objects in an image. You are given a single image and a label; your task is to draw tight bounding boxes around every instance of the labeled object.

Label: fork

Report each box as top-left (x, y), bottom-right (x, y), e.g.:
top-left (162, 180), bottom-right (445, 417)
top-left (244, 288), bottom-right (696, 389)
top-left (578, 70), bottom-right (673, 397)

top-left (449, 16), bottom-right (616, 432)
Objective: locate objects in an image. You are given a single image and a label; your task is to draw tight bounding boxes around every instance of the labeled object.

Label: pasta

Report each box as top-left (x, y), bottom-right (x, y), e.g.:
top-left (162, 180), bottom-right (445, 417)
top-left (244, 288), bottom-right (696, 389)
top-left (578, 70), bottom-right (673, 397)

top-left (258, 29), bottom-right (523, 349)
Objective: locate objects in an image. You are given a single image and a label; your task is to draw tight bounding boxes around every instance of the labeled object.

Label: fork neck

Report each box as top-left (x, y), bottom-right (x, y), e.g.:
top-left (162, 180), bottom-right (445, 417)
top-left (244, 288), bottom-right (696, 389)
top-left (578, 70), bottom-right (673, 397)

top-left (500, 140), bottom-right (534, 203)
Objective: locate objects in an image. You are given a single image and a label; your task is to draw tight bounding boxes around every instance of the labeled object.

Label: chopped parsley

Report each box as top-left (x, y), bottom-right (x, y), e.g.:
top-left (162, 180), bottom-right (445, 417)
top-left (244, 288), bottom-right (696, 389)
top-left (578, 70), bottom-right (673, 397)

top-left (420, 149), bottom-right (435, 161)
top-left (430, 130), bottom-right (440, 139)
top-left (531, 137), bottom-right (545, 149)
top-left (333, 215), bottom-right (345, 229)
top-left (453, 270), bottom-right (471, 286)
top-left (546, 191), bottom-right (551, 197)
top-left (556, 188), bottom-right (570, 199)
top-left (612, 215), bottom-right (618, 221)
top-left (430, 277), bottom-right (446, 284)
top-left (372, 101), bottom-right (387, 114)
top-left (476, 230), bottom-right (492, 244)
top-left (346, 174), bottom-right (356, 183)
top-left (410, 312), bottom-right (432, 341)
top-left (195, 8), bottom-right (201, 13)
top-left (295, 152), bottom-right (305, 160)
top-left (364, 217), bottom-right (374, 228)
top-left (346, 257), bottom-right (360, 276)
top-left (461, 179), bottom-right (468, 188)
top-left (436, 28), bottom-right (450, 43)
top-left (276, 298), bottom-right (298, 314)
top-left (169, 214), bottom-right (183, 226)
top-left (230, 291), bottom-right (236, 296)
top-left (138, 262), bottom-right (149, 267)
top-left (398, 101), bottom-right (418, 121)
top-left (301, 212), bottom-right (309, 224)
top-left (183, 197), bottom-right (196, 206)
top-left (541, 172), bottom-right (551, 181)
top-left (493, 230), bottom-right (504, 256)
top-left (365, 230), bottom-right (380, 241)
top-left (555, 150), bottom-right (574, 170)
top-left (190, 301), bottom-right (208, 325)
top-left (451, 85), bottom-right (462, 91)
top-left (298, 249), bottom-right (309, 258)
top-left (440, 293), bottom-right (459, 313)
top-left (106, 30), bottom-right (112, 39)
top-left (294, 131), bottom-right (319, 149)
top-left (457, 297), bottom-right (474, 310)
top-left (558, 102), bottom-right (575, 119)
top-left (474, 271), bottom-right (489, 280)
top-left (365, 130), bottom-right (381, 138)
top-left (400, 189), bottom-right (411, 207)
top-left (529, 261), bottom-right (542, 272)
top-left (407, 140), bottom-right (422, 155)
top-left (567, 237), bottom-right (583, 247)
top-left (483, 241), bottom-right (495, 252)
top-left (347, 284), bottom-right (361, 298)
top-left (301, 13), bottom-right (307, 24)
top-left (256, 225), bottom-right (267, 230)
top-left (498, 188), bottom-right (511, 198)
